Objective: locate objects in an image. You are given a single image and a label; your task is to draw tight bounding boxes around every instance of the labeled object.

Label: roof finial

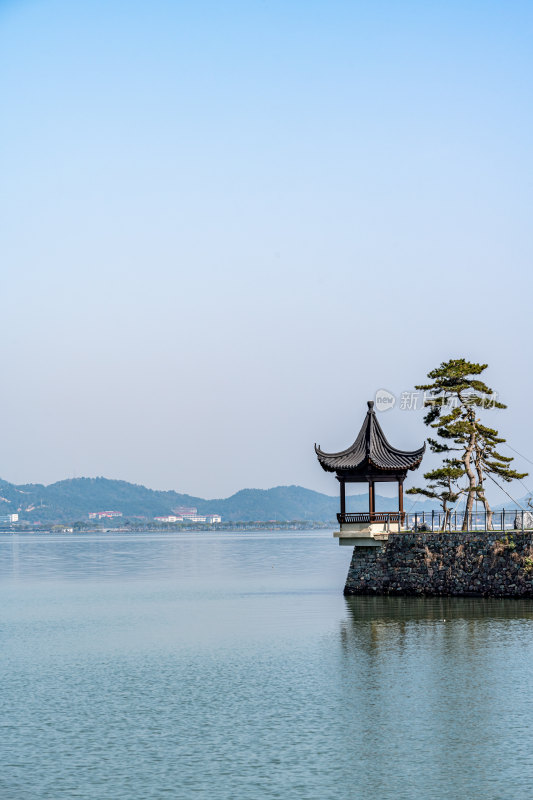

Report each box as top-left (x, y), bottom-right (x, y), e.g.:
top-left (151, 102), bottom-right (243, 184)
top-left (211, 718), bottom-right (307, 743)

top-left (367, 400), bottom-right (375, 411)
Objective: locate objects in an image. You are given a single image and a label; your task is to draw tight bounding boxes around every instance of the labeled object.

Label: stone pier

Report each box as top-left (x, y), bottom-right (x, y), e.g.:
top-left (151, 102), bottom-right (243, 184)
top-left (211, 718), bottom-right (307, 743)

top-left (343, 531), bottom-right (533, 597)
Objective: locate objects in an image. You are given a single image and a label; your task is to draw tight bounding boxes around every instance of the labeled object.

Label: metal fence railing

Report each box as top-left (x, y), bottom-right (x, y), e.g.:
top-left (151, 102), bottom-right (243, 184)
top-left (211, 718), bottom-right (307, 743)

top-left (338, 509), bottom-right (533, 533)
top-left (406, 509), bottom-right (533, 533)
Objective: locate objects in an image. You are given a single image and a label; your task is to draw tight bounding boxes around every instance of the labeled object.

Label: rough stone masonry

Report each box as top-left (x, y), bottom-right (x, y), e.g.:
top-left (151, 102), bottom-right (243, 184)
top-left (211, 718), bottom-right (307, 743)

top-left (344, 532), bottom-right (533, 597)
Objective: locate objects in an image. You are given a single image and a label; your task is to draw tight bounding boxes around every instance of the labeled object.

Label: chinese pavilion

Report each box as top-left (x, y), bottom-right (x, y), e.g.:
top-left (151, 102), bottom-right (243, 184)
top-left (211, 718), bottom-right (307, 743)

top-left (315, 400), bottom-right (425, 540)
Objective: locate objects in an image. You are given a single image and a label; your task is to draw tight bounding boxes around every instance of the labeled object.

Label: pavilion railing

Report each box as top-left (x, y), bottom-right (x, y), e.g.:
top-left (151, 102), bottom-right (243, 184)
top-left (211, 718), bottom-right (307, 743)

top-left (338, 512), bottom-right (405, 524)
top-left (337, 509), bottom-right (533, 532)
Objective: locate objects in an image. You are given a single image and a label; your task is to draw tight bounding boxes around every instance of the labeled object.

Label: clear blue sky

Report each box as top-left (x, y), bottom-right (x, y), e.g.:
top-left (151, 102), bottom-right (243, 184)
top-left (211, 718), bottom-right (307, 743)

top-left (1, 0), bottom-right (532, 501)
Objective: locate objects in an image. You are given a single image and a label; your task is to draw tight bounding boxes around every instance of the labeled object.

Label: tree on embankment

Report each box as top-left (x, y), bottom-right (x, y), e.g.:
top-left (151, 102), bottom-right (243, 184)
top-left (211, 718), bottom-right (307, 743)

top-left (407, 358), bottom-right (527, 529)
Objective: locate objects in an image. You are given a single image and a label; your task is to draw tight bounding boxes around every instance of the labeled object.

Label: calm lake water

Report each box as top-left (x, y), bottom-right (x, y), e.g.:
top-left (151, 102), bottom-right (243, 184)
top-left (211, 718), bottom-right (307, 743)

top-left (1, 531), bottom-right (533, 800)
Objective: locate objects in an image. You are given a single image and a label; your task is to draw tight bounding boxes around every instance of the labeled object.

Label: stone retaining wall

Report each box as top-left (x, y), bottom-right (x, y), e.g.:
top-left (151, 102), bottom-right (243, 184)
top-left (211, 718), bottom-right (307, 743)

top-left (344, 531), bottom-right (533, 597)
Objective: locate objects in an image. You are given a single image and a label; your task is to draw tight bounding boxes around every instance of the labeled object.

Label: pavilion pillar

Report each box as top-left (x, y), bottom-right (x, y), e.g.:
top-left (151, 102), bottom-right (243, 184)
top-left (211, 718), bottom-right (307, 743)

top-left (368, 481), bottom-right (375, 520)
top-left (340, 480), bottom-right (346, 518)
top-left (398, 480), bottom-right (404, 525)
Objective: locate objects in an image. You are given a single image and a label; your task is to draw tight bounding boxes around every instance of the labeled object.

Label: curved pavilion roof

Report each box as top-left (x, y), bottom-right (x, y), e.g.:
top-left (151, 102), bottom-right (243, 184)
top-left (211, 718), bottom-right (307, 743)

top-left (315, 400), bottom-right (425, 474)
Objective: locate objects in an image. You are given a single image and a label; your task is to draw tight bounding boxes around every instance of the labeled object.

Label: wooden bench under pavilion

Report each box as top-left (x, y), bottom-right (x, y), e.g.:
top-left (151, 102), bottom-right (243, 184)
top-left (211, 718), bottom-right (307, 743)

top-left (315, 400), bottom-right (425, 545)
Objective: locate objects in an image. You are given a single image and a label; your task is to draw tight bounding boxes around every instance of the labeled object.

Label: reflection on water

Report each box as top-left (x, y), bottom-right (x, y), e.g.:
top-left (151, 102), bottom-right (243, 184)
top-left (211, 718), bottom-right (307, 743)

top-left (1, 533), bottom-right (533, 800)
top-left (345, 594), bottom-right (533, 622)
top-left (341, 595), bottom-right (533, 661)
top-left (339, 596), bottom-right (533, 800)
top-left (343, 594), bottom-right (533, 647)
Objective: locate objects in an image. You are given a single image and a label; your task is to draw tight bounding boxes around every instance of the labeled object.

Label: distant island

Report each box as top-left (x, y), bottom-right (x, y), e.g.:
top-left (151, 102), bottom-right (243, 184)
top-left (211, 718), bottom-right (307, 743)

top-left (0, 476), bottom-right (447, 529)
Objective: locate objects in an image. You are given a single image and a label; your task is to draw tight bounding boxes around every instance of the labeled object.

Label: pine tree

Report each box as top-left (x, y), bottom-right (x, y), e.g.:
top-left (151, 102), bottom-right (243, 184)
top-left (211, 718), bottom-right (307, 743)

top-left (407, 453), bottom-right (464, 529)
top-left (413, 358), bottom-right (527, 530)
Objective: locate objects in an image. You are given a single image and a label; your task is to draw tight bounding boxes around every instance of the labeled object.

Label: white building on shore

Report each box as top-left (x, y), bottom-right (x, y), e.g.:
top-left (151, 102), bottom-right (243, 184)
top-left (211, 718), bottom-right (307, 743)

top-left (0, 513), bottom-right (18, 523)
top-left (153, 513), bottom-right (222, 524)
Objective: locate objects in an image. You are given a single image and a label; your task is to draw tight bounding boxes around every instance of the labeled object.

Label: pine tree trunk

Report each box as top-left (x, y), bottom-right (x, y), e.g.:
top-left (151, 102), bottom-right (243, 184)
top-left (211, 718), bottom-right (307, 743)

top-left (476, 488), bottom-right (493, 530)
top-left (476, 472), bottom-right (492, 531)
top-left (475, 461), bottom-right (493, 530)
top-left (462, 428), bottom-right (477, 531)
top-left (481, 498), bottom-right (493, 530)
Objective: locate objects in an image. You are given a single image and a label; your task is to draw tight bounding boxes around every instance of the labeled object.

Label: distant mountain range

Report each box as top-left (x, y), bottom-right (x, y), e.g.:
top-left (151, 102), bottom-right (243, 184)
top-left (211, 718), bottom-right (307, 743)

top-left (0, 476), bottom-right (443, 524)
top-left (0, 476), bottom-right (525, 525)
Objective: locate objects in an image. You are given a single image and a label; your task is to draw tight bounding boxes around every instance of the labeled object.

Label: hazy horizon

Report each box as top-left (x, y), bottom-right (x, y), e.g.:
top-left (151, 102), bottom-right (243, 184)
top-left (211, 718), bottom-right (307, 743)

top-left (2, 1), bottom-right (532, 505)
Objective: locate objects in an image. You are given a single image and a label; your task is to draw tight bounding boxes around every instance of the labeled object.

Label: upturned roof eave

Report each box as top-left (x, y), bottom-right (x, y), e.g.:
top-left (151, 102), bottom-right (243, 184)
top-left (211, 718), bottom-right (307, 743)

top-left (315, 400), bottom-right (426, 473)
top-left (316, 455), bottom-right (425, 474)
